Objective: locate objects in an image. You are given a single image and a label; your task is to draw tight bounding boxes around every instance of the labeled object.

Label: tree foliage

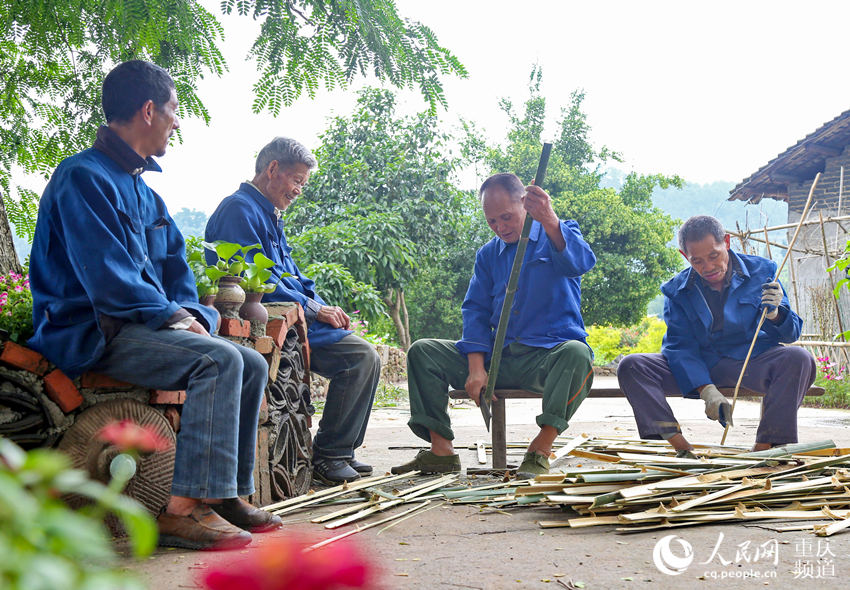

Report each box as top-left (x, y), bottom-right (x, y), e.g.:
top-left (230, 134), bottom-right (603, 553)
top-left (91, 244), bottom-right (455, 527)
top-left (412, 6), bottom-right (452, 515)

top-left (285, 88), bottom-right (473, 347)
top-left (221, 0), bottom-right (467, 115)
top-left (0, 0), bottom-right (465, 273)
top-left (470, 67), bottom-right (682, 326)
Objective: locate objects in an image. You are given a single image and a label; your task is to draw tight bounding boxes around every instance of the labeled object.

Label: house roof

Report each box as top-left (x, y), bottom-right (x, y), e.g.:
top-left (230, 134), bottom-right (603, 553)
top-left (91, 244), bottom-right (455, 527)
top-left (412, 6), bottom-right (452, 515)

top-left (729, 109), bottom-right (850, 204)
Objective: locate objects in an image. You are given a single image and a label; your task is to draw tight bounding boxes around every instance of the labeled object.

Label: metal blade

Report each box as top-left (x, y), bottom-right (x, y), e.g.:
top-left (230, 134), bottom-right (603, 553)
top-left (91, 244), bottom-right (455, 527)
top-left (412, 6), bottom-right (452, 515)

top-left (479, 396), bottom-right (491, 431)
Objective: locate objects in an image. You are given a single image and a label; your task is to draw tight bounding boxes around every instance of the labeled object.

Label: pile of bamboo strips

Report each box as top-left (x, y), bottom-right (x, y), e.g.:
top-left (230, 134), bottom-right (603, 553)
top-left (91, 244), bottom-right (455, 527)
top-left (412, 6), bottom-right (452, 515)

top-left (262, 436), bottom-right (850, 549)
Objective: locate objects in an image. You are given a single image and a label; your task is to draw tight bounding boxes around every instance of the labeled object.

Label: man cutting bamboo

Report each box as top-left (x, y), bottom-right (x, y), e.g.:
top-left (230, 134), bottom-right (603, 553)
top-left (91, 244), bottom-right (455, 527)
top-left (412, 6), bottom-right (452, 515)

top-left (617, 215), bottom-right (816, 454)
top-left (391, 173), bottom-right (596, 476)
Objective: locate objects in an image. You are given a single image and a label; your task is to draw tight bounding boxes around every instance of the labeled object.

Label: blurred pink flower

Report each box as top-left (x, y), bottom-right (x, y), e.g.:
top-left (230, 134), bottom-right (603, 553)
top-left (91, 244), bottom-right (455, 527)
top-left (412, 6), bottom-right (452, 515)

top-left (199, 536), bottom-right (373, 590)
top-left (97, 419), bottom-right (172, 454)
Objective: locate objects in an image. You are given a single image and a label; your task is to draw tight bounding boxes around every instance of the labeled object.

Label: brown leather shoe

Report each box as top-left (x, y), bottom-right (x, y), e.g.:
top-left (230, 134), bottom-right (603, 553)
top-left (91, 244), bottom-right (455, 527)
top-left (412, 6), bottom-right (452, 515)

top-left (210, 497), bottom-right (282, 533)
top-left (157, 504), bottom-right (252, 550)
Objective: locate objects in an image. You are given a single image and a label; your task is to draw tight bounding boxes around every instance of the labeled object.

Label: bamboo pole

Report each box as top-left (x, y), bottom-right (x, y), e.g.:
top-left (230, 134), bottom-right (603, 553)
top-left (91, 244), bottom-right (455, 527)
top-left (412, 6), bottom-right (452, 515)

top-left (788, 248), bottom-right (802, 315)
top-left (763, 226), bottom-right (772, 260)
top-left (818, 210), bottom-right (848, 367)
top-left (481, 142), bottom-right (552, 427)
top-left (731, 213), bottom-right (850, 234)
top-left (721, 172), bottom-right (821, 445)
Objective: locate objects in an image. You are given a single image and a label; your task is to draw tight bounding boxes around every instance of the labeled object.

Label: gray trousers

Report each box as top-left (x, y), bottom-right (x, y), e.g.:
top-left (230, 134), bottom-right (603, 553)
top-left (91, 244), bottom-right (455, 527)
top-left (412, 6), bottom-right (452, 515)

top-left (617, 346), bottom-right (816, 445)
top-left (310, 334), bottom-right (381, 459)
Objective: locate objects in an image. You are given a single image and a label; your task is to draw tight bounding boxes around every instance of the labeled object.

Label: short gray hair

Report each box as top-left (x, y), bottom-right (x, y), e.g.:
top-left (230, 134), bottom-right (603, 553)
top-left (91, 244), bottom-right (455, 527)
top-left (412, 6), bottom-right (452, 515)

top-left (479, 173), bottom-right (525, 205)
top-left (255, 137), bottom-right (317, 175)
top-left (678, 215), bottom-right (726, 253)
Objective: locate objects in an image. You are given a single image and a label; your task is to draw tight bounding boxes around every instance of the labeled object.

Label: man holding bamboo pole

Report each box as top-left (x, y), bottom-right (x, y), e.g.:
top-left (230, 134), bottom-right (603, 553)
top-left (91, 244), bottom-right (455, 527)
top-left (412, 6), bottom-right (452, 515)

top-left (392, 173), bottom-right (596, 476)
top-left (618, 215), bottom-right (815, 454)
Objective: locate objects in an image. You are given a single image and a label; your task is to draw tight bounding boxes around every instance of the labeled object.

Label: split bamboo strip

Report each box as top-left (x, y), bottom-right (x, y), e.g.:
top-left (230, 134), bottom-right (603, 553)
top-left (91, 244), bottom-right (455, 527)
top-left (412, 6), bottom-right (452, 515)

top-left (814, 515), bottom-right (850, 537)
top-left (263, 473), bottom-right (405, 511)
top-left (324, 475), bottom-right (457, 529)
top-left (270, 472), bottom-right (417, 515)
top-left (304, 501), bottom-right (433, 551)
top-left (722, 172), bottom-right (822, 444)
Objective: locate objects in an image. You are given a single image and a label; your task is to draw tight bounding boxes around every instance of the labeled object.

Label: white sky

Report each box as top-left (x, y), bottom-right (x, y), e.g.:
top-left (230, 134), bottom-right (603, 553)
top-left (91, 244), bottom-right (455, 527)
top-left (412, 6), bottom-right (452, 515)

top-left (136, 0), bottom-right (850, 214)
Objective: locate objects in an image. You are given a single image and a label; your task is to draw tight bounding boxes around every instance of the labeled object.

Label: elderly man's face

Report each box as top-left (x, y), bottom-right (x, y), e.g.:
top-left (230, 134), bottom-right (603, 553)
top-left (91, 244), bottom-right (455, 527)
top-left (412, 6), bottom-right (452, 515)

top-left (482, 185), bottom-right (526, 244)
top-left (149, 88), bottom-right (180, 158)
top-left (681, 233), bottom-right (731, 290)
top-left (264, 161), bottom-right (311, 211)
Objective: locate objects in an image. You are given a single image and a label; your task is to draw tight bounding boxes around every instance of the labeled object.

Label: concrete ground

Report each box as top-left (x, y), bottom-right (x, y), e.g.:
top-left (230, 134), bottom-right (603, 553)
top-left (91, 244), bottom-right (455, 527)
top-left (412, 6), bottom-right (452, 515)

top-left (125, 379), bottom-right (850, 589)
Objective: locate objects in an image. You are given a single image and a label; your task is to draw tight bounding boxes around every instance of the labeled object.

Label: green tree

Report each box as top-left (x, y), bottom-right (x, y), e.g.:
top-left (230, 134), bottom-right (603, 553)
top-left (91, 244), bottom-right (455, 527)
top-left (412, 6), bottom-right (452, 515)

top-left (0, 0), bottom-right (466, 272)
top-left (471, 67), bottom-right (682, 326)
top-left (285, 88), bottom-right (471, 348)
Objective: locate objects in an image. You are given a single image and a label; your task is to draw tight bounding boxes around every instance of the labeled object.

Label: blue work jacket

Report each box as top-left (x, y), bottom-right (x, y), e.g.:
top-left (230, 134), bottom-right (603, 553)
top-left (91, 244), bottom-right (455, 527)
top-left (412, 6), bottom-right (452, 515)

top-left (661, 251), bottom-right (802, 397)
top-left (456, 219), bottom-right (596, 359)
top-left (204, 183), bottom-right (349, 350)
top-left (28, 149), bottom-right (218, 377)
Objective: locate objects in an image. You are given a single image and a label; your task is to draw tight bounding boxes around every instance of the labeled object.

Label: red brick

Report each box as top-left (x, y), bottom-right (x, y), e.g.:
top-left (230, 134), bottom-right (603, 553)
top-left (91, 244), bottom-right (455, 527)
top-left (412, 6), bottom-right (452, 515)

top-left (44, 369), bottom-right (83, 413)
top-left (253, 335), bottom-right (275, 355)
top-left (163, 406), bottom-right (181, 433)
top-left (265, 318), bottom-right (288, 348)
top-left (0, 341), bottom-right (49, 375)
top-left (258, 394), bottom-right (269, 425)
top-left (149, 390), bottom-right (186, 405)
top-left (79, 372), bottom-right (133, 389)
top-left (219, 318), bottom-right (250, 338)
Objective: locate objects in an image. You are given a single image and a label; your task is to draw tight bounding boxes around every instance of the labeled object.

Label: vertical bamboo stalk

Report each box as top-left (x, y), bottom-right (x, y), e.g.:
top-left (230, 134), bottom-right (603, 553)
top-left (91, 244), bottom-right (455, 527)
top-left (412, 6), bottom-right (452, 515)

top-left (482, 143), bottom-right (552, 421)
top-left (788, 249), bottom-right (801, 315)
top-left (763, 226), bottom-right (772, 260)
top-left (721, 173), bottom-right (821, 445)
top-left (819, 210), bottom-right (848, 366)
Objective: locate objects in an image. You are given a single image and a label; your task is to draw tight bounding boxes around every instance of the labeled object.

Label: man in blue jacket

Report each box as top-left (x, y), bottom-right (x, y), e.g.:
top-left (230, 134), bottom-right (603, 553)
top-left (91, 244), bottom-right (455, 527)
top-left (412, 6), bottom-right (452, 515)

top-left (29, 61), bottom-right (278, 549)
top-left (618, 215), bottom-right (815, 454)
top-left (205, 137), bottom-right (381, 485)
top-left (391, 173), bottom-right (597, 476)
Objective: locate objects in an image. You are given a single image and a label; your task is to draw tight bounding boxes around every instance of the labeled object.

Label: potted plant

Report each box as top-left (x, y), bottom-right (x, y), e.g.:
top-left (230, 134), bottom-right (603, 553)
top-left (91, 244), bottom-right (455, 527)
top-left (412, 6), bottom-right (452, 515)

top-left (185, 237), bottom-right (218, 307)
top-left (202, 242), bottom-right (287, 326)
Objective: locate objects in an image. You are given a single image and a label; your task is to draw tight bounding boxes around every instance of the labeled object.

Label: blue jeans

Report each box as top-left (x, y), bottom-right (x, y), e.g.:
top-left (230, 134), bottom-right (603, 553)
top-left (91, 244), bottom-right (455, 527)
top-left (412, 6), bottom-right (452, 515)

top-left (311, 334), bottom-right (381, 459)
top-left (92, 323), bottom-right (268, 498)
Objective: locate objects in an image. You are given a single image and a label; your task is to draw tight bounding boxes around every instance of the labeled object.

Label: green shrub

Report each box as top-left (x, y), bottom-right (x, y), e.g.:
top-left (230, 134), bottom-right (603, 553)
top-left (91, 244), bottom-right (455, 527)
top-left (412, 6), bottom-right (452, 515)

top-left (587, 316), bottom-right (666, 365)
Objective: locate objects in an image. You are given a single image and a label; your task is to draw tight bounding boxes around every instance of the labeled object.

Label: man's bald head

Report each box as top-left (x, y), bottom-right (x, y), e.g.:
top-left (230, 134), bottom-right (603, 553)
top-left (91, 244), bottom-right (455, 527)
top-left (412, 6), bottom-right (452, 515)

top-left (479, 173), bottom-right (524, 205)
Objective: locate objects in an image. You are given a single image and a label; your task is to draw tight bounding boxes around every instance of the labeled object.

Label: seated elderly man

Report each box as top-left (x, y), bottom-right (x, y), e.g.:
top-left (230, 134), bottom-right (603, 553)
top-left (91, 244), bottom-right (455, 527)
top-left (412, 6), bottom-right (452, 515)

top-left (28, 60), bottom-right (277, 550)
top-left (205, 137), bottom-right (381, 485)
top-left (391, 173), bottom-right (597, 476)
top-left (617, 215), bottom-right (816, 454)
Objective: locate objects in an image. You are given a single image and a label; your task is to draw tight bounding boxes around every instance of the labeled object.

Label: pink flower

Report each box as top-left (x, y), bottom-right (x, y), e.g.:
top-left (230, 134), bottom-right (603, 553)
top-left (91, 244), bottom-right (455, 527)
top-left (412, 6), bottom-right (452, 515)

top-left (97, 419), bottom-right (172, 454)
top-left (199, 536), bottom-right (374, 590)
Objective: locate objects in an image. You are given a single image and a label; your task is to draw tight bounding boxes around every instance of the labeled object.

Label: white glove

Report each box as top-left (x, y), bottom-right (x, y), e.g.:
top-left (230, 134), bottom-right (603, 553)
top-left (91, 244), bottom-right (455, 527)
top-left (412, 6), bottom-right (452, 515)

top-left (700, 384), bottom-right (733, 427)
top-left (761, 281), bottom-right (783, 321)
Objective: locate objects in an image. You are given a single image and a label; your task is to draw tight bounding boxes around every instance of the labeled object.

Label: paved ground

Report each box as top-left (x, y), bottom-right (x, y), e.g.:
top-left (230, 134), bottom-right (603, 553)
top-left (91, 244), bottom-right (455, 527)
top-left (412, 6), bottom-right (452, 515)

top-left (125, 380), bottom-right (850, 589)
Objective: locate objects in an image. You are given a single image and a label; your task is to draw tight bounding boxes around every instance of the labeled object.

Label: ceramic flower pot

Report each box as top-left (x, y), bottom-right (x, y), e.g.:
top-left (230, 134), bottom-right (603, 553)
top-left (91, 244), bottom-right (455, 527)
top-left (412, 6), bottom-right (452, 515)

top-left (214, 276), bottom-right (245, 319)
top-left (239, 291), bottom-right (269, 325)
top-left (200, 294), bottom-right (217, 308)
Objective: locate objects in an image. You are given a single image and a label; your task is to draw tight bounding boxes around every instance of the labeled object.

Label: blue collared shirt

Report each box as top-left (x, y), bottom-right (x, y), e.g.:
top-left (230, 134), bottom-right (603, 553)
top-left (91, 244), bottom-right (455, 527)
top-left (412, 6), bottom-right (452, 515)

top-left (455, 219), bottom-right (596, 358)
top-left (204, 183), bottom-right (350, 349)
top-left (661, 251), bottom-right (802, 396)
top-left (28, 148), bottom-right (218, 377)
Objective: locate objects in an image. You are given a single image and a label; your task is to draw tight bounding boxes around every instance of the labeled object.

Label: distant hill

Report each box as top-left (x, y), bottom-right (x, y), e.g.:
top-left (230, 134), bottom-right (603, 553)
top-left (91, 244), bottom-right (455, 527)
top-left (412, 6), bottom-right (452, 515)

top-left (602, 168), bottom-right (789, 245)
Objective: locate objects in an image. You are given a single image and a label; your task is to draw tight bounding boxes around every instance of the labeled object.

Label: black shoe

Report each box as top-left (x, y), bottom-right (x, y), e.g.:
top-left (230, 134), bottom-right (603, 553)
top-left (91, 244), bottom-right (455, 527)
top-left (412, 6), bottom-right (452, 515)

top-left (210, 498), bottom-right (282, 533)
top-left (313, 457), bottom-right (361, 484)
top-left (348, 458), bottom-right (373, 475)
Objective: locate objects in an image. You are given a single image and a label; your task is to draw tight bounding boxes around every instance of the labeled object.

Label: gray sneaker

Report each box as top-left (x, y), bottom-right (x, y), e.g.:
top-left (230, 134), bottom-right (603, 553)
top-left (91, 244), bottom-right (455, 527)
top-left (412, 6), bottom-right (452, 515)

top-left (390, 450), bottom-right (461, 474)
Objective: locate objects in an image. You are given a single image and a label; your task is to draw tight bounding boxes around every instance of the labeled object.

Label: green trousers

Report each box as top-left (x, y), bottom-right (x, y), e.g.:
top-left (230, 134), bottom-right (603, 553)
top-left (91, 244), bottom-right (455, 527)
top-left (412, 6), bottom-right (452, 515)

top-left (406, 339), bottom-right (594, 442)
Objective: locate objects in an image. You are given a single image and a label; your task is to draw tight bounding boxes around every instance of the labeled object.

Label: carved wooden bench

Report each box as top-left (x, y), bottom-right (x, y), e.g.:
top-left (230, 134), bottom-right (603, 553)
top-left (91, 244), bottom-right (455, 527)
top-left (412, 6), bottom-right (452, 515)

top-left (449, 384), bottom-right (826, 469)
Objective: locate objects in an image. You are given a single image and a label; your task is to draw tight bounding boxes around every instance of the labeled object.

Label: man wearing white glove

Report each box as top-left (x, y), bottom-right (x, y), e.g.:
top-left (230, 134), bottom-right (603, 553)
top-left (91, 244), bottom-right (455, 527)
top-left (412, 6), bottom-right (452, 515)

top-left (617, 215), bottom-right (815, 455)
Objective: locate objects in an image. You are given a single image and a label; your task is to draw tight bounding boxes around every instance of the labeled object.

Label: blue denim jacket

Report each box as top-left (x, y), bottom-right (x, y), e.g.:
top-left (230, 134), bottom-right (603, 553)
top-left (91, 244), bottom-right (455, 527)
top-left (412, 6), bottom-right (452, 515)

top-left (661, 251), bottom-right (802, 397)
top-left (456, 219), bottom-right (596, 359)
top-left (28, 149), bottom-right (218, 377)
top-left (205, 183), bottom-right (349, 350)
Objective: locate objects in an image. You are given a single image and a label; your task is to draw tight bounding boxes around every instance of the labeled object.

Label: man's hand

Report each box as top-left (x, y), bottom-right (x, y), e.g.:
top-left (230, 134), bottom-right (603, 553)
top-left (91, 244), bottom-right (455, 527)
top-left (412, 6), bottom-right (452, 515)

top-left (187, 320), bottom-right (210, 337)
top-left (761, 281), bottom-right (782, 321)
top-left (465, 368), bottom-right (488, 407)
top-left (522, 185), bottom-right (559, 227)
top-left (317, 305), bottom-right (350, 329)
top-left (523, 185), bottom-right (566, 251)
top-left (699, 384), bottom-right (733, 427)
